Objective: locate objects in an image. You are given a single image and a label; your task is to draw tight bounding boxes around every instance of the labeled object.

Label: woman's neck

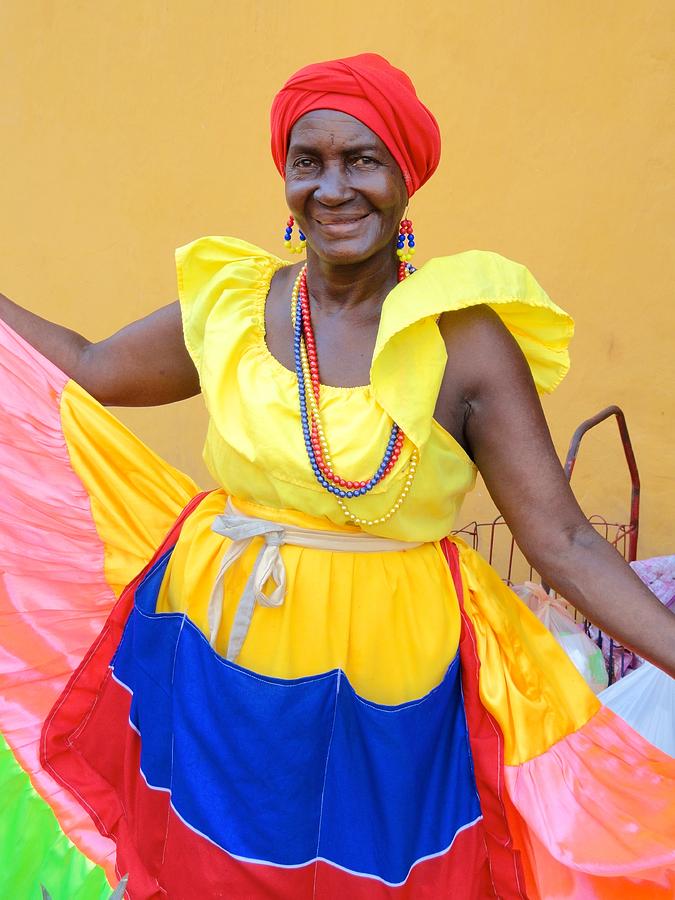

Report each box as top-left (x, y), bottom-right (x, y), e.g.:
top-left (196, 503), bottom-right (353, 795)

top-left (303, 244), bottom-right (400, 318)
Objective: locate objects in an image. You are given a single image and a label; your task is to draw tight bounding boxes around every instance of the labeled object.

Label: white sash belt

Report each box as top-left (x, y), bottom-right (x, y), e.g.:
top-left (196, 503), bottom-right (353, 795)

top-left (208, 500), bottom-right (422, 662)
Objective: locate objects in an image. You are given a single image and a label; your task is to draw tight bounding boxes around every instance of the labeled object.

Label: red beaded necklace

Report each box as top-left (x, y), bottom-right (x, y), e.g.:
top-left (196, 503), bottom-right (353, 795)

top-left (291, 261), bottom-right (419, 526)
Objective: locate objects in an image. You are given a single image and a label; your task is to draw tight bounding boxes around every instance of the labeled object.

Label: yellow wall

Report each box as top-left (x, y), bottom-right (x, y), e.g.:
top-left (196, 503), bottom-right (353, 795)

top-left (1, 1), bottom-right (673, 558)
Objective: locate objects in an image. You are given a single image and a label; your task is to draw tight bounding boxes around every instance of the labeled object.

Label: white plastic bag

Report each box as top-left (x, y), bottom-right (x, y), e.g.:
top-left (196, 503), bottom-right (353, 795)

top-left (599, 662), bottom-right (675, 756)
top-left (513, 582), bottom-right (609, 694)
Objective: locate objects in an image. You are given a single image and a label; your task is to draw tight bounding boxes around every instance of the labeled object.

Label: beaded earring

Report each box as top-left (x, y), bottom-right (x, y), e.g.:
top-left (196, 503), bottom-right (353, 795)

top-left (283, 215), bottom-right (306, 255)
top-left (396, 218), bottom-right (416, 262)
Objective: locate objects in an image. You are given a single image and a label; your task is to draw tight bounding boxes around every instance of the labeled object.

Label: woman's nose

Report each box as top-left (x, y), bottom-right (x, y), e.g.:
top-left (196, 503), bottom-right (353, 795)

top-left (313, 163), bottom-right (355, 206)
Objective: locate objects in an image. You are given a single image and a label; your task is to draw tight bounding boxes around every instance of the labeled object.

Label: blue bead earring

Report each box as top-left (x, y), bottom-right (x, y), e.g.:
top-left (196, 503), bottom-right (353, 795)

top-left (284, 215), bottom-right (306, 255)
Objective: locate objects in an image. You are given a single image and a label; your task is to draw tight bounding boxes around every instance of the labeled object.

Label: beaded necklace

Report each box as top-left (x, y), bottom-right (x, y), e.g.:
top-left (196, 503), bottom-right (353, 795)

top-left (291, 261), bottom-right (420, 527)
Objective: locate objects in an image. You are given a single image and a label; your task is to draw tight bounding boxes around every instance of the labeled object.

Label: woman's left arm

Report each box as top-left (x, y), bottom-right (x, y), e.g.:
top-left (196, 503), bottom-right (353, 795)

top-left (442, 306), bottom-right (675, 677)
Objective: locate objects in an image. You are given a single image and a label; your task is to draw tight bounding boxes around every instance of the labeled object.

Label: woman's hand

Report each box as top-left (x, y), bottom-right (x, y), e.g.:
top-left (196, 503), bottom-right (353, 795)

top-left (438, 305), bottom-right (675, 678)
top-left (0, 294), bottom-right (199, 406)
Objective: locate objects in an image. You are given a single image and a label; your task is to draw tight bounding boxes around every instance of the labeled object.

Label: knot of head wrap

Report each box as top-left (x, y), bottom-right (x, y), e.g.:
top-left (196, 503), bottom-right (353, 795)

top-left (270, 53), bottom-right (441, 197)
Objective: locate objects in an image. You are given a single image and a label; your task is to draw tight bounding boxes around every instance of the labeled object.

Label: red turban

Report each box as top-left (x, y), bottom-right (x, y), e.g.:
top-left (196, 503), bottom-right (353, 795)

top-left (270, 53), bottom-right (441, 197)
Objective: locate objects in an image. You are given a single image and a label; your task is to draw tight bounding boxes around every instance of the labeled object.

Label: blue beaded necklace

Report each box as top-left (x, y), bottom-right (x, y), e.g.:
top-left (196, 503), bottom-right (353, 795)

top-left (292, 263), bottom-right (415, 501)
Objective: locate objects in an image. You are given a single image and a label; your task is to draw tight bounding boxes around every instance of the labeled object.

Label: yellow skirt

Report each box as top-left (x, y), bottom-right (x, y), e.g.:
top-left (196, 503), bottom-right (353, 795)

top-left (157, 492), bottom-right (461, 705)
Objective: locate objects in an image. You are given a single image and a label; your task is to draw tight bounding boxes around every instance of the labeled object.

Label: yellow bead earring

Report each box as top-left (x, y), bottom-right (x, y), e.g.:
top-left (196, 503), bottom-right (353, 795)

top-left (283, 215), bottom-right (306, 255)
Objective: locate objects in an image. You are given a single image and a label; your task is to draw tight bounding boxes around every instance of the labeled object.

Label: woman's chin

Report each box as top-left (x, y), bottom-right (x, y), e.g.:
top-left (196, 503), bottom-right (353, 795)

top-left (307, 236), bottom-right (389, 267)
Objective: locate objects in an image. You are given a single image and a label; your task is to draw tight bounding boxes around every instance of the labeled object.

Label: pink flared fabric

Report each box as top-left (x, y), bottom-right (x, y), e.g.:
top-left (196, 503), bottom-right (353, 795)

top-left (505, 706), bottom-right (675, 898)
top-left (0, 322), bottom-right (117, 869)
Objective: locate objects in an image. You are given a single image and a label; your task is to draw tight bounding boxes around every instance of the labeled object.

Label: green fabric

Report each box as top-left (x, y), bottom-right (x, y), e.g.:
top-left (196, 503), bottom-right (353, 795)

top-left (0, 732), bottom-right (111, 898)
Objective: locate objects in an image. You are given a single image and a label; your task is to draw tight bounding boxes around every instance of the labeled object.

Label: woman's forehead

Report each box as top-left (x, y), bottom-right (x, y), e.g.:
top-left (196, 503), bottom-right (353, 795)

top-left (288, 110), bottom-right (385, 152)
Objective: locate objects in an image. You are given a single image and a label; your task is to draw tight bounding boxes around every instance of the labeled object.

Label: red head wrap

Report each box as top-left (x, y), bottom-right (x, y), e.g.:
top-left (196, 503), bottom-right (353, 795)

top-left (270, 53), bottom-right (441, 197)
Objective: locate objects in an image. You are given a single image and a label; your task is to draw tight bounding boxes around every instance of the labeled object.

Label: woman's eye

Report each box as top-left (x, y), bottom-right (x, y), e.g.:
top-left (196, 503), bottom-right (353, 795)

top-left (351, 156), bottom-right (380, 168)
top-left (294, 158), bottom-right (316, 168)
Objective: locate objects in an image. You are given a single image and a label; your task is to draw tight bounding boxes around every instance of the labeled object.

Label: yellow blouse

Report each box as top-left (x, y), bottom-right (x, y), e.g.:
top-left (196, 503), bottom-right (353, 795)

top-left (176, 236), bottom-right (573, 542)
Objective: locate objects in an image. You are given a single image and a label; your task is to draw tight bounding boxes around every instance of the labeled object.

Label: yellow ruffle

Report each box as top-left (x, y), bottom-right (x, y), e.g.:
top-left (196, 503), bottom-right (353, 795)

top-left (372, 250), bottom-right (575, 448)
top-left (176, 236), bottom-right (287, 381)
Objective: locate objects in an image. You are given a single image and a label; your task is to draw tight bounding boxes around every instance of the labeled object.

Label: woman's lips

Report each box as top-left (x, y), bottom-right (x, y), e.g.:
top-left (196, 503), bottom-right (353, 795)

top-left (314, 213), bottom-right (370, 234)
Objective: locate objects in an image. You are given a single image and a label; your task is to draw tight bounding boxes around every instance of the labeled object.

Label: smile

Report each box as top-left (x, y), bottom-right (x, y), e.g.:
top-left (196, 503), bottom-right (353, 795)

top-left (314, 213), bottom-right (370, 232)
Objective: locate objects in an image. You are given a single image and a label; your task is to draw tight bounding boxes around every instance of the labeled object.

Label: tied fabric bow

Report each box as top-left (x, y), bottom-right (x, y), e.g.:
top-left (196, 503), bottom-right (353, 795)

top-left (208, 501), bottom-right (422, 662)
top-left (209, 514), bottom-right (287, 662)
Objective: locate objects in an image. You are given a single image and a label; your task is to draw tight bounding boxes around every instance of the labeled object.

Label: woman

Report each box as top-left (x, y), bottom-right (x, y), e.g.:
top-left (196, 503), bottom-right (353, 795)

top-left (0, 54), bottom-right (673, 899)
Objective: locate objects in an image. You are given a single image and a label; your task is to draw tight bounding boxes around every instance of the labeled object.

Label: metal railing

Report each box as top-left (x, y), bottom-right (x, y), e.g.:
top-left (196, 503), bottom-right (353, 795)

top-left (453, 406), bottom-right (641, 683)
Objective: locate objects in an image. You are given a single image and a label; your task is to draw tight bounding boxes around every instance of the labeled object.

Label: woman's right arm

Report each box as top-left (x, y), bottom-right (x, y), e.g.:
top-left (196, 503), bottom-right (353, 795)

top-left (0, 294), bottom-right (200, 406)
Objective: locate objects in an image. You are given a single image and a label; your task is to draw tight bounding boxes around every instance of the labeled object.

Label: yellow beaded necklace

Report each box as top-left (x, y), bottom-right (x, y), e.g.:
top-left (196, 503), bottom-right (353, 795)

top-left (291, 266), bottom-right (419, 527)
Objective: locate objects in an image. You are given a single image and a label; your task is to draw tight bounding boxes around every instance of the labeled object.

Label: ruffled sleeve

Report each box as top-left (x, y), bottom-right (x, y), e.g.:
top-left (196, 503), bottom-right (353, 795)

top-left (371, 250), bottom-right (574, 449)
top-left (175, 235), bottom-right (284, 376)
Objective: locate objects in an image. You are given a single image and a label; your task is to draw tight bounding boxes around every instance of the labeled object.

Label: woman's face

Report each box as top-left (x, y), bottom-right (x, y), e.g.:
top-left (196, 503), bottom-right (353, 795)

top-left (285, 110), bottom-right (408, 265)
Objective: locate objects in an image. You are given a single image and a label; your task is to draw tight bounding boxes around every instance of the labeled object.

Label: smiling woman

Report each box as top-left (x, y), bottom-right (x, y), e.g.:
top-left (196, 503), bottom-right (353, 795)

top-left (0, 52), bottom-right (674, 900)
top-left (285, 111), bottom-right (408, 266)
